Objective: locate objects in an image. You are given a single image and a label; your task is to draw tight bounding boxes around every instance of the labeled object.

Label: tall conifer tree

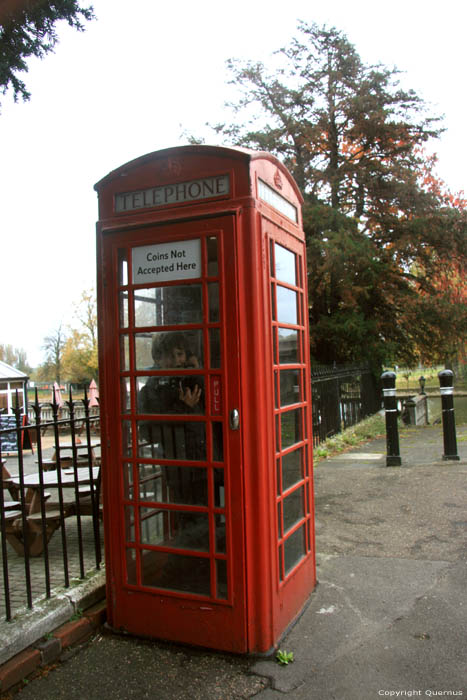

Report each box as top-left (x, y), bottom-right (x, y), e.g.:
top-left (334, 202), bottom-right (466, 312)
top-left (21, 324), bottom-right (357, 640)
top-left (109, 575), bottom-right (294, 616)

top-left (211, 22), bottom-right (467, 367)
top-left (0, 0), bottom-right (94, 110)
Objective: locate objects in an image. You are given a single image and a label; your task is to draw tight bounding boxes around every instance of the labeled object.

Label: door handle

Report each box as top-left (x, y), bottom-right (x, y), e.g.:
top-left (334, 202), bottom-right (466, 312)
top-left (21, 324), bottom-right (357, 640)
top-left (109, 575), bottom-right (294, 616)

top-left (229, 409), bottom-right (240, 431)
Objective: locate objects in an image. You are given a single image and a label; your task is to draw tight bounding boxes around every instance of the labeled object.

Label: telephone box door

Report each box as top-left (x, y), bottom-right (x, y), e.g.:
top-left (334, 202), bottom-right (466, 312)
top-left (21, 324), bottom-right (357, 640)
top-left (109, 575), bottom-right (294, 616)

top-left (100, 215), bottom-right (247, 651)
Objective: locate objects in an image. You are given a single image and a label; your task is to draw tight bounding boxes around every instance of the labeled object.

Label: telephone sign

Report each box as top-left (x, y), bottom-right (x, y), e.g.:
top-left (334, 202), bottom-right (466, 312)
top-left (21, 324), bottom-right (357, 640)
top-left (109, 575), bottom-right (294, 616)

top-left (115, 174), bottom-right (230, 212)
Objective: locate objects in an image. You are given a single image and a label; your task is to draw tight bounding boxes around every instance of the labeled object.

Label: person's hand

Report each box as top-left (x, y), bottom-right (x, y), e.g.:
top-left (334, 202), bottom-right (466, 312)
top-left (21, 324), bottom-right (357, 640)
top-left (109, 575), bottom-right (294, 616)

top-left (186, 354), bottom-right (200, 368)
top-left (179, 382), bottom-right (202, 407)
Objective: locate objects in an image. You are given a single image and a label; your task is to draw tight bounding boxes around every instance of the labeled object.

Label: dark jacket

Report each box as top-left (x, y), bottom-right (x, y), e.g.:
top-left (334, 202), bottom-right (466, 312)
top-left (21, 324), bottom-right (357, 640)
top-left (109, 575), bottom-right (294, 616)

top-left (138, 376), bottom-right (205, 460)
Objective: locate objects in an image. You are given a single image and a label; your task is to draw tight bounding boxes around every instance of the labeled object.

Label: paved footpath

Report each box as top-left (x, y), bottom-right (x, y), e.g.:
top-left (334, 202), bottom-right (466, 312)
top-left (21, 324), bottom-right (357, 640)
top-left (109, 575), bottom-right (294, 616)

top-left (2, 423), bottom-right (466, 700)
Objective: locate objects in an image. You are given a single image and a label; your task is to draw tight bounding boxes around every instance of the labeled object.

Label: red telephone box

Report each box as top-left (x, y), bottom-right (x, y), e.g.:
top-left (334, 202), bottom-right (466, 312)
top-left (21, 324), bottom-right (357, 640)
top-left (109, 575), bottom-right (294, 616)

top-left (94, 145), bottom-right (316, 654)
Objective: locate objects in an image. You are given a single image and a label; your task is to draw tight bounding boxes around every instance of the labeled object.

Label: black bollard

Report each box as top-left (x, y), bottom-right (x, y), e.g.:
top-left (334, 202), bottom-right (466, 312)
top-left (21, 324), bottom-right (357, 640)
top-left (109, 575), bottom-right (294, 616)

top-left (381, 371), bottom-right (402, 466)
top-left (438, 370), bottom-right (460, 461)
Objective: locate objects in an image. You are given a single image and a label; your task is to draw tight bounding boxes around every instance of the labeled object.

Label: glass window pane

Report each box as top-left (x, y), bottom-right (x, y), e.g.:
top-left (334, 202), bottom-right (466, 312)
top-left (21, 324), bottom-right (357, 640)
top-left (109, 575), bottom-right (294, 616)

top-left (125, 505), bottom-right (135, 542)
top-left (139, 507), bottom-right (164, 544)
top-left (277, 287), bottom-right (297, 324)
top-left (122, 420), bottom-right (132, 457)
top-left (137, 420), bottom-right (206, 461)
top-left (133, 334), bottom-right (153, 370)
top-left (135, 287), bottom-right (162, 327)
top-left (215, 514), bottom-right (226, 554)
top-left (282, 449), bottom-right (303, 491)
top-left (121, 334), bottom-right (130, 371)
top-left (140, 508), bottom-right (209, 551)
top-left (208, 283), bottom-right (219, 322)
top-left (280, 369), bottom-right (300, 406)
top-left (271, 283), bottom-right (276, 321)
top-left (135, 330), bottom-right (204, 371)
top-left (123, 462), bottom-right (134, 499)
top-left (277, 501), bottom-right (282, 538)
top-left (209, 328), bottom-right (221, 368)
top-left (121, 378), bottom-right (131, 413)
top-left (283, 486), bottom-right (304, 533)
top-left (278, 328), bottom-right (298, 364)
top-left (141, 550), bottom-right (210, 596)
top-left (119, 291), bottom-right (129, 328)
top-left (207, 237), bottom-right (218, 276)
top-left (118, 249), bottom-right (128, 286)
top-left (216, 559), bottom-right (227, 599)
top-left (212, 422), bottom-right (223, 461)
top-left (284, 524), bottom-right (306, 575)
top-left (134, 285), bottom-right (203, 327)
top-left (281, 408), bottom-right (302, 449)
top-left (214, 468), bottom-right (225, 507)
top-left (126, 549), bottom-right (137, 585)
top-left (137, 375), bottom-right (205, 415)
top-left (275, 244), bottom-right (296, 285)
top-left (139, 463), bottom-right (207, 505)
top-left (138, 463), bottom-right (161, 500)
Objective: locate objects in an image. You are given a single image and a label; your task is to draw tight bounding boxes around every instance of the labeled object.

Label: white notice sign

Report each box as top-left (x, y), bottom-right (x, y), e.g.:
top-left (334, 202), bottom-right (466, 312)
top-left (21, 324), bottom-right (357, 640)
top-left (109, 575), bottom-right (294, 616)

top-left (132, 239), bottom-right (201, 284)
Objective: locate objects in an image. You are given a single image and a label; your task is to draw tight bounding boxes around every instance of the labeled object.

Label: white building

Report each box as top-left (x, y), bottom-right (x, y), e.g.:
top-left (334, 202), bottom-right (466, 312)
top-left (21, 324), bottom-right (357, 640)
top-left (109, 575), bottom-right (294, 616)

top-left (0, 360), bottom-right (29, 415)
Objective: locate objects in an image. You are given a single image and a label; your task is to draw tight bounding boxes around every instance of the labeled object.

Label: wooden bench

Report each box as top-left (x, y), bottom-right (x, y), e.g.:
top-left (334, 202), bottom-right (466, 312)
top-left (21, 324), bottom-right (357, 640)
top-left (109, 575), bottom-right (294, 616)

top-left (72, 479), bottom-right (103, 519)
top-left (35, 459), bottom-right (58, 471)
top-left (3, 500), bottom-right (20, 510)
top-left (37, 457), bottom-right (91, 470)
top-left (2, 464), bottom-right (19, 500)
top-left (4, 503), bottom-right (74, 557)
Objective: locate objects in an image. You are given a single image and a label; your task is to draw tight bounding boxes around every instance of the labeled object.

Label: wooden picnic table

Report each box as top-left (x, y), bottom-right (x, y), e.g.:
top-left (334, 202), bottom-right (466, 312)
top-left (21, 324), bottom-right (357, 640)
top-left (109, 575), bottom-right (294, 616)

top-left (2, 459), bottom-right (19, 500)
top-left (52, 440), bottom-right (100, 466)
top-left (4, 467), bottom-right (100, 557)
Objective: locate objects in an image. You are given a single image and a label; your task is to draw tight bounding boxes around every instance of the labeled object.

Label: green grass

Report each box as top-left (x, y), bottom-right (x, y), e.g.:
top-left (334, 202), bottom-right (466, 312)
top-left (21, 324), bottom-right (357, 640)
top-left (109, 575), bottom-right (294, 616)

top-left (313, 413), bottom-right (387, 463)
top-left (394, 366), bottom-right (467, 392)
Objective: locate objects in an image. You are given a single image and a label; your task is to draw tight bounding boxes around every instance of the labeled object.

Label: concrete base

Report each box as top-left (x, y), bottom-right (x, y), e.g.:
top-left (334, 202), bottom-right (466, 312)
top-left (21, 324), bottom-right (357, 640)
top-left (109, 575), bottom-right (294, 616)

top-left (0, 569), bottom-right (106, 667)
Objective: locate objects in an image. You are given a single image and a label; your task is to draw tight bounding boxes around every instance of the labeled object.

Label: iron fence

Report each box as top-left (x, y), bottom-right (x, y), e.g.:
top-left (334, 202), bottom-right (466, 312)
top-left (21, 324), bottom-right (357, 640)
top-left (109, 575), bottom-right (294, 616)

top-left (0, 367), bottom-right (379, 620)
top-left (311, 364), bottom-right (380, 446)
top-left (0, 389), bottom-right (102, 622)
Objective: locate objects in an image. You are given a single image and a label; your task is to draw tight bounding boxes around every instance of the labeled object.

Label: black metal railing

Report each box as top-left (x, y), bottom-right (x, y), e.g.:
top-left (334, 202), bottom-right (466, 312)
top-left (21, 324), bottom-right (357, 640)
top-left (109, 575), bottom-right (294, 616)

top-left (0, 388), bottom-right (102, 622)
top-left (311, 364), bottom-right (380, 446)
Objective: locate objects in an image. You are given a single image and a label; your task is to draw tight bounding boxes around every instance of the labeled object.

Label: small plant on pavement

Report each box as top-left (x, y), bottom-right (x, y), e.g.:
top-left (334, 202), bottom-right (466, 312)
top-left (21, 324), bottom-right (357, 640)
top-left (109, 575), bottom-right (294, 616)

top-left (69, 608), bottom-right (83, 621)
top-left (276, 649), bottom-right (294, 665)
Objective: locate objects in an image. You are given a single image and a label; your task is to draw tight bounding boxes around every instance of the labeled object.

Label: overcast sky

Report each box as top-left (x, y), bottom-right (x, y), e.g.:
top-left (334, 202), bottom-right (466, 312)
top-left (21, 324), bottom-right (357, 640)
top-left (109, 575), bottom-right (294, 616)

top-left (1, 0), bottom-right (465, 367)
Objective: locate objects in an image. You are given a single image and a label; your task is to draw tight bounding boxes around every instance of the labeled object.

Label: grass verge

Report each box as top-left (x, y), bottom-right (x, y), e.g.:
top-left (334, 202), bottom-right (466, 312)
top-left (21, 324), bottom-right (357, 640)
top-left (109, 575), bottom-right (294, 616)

top-left (313, 412), bottom-right (387, 464)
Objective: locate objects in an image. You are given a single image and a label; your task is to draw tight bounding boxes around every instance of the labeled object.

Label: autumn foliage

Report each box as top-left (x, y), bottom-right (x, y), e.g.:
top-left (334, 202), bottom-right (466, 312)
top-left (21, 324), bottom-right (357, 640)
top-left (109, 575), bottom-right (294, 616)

top-left (209, 21), bottom-right (467, 368)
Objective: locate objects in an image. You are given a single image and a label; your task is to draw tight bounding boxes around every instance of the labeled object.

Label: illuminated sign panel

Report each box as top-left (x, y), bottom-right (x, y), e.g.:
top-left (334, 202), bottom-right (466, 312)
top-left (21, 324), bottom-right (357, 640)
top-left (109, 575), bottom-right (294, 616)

top-left (258, 179), bottom-right (297, 222)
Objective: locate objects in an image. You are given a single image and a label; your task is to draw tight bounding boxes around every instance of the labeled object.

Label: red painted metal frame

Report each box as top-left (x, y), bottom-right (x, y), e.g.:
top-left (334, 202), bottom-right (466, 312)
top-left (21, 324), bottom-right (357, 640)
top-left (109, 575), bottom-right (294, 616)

top-left (99, 218), bottom-right (247, 651)
top-left (95, 145), bottom-right (316, 654)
